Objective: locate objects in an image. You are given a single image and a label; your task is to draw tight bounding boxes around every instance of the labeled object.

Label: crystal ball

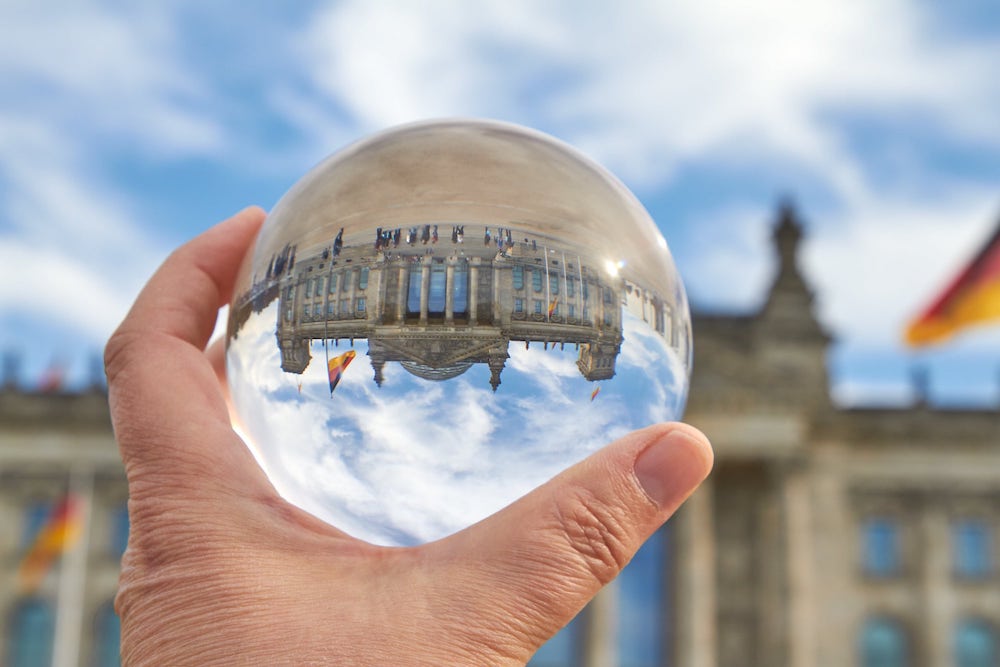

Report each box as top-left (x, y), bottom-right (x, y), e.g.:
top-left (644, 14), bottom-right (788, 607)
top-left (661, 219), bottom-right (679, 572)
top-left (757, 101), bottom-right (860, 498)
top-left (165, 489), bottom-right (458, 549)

top-left (226, 119), bottom-right (691, 546)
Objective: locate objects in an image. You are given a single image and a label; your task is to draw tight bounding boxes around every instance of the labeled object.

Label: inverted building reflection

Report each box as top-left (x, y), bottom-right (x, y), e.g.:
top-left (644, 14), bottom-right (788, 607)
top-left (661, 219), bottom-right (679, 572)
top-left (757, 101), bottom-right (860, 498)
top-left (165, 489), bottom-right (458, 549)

top-left (230, 223), bottom-right (685, 391)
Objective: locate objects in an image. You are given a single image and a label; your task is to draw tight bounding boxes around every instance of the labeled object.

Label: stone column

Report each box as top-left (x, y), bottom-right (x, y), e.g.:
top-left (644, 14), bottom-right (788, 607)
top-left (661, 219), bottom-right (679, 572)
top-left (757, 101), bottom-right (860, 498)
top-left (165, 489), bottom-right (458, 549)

top-left (445, 259), bottom-right (455, 325)
top-left (784, 466), bottom-right (817, 667)
top-left (920, 502), bottom-right (951, 665)
top-left (396, 264), bottom-right (407, 322)
top-left (582, 585), bottom-right (618, 667)
top-left (347, 269), bottom-right (357, 318)
top-left (419, 258), bottom-right (431, 325)
top-left (674, 478), bottom-right (716, 667)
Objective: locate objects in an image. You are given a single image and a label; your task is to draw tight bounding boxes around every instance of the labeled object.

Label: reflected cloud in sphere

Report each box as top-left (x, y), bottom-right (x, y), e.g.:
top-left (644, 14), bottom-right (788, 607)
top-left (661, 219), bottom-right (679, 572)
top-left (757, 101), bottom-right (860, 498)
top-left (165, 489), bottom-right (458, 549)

top-left (226, 119), bottom-right (691, 546)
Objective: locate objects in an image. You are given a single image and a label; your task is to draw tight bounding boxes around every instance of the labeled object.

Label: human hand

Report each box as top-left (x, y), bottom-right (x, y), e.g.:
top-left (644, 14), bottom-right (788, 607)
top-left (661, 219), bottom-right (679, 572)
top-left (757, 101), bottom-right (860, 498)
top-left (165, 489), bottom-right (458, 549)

top-left (104, 207), bottom-right (713, 666)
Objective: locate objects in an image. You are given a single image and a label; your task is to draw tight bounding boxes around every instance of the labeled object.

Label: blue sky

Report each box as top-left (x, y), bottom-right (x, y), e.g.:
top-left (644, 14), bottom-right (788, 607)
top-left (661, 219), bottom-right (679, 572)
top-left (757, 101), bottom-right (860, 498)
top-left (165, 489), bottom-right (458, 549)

top-left (2, 0), bottom-right (999, 406)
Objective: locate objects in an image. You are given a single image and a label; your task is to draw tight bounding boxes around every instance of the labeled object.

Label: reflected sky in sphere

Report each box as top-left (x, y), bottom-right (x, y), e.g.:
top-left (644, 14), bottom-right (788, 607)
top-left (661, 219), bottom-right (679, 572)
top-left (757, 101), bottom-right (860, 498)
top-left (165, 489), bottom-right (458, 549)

top-left (226, 119), bottom-right (691, 546)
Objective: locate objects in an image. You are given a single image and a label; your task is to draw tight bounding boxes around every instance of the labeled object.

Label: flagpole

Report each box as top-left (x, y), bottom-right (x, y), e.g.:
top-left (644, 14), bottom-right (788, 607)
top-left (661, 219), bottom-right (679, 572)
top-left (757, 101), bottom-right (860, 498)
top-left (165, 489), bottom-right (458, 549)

top-left (52, 466), bottom-right (92, 667)
top-left (325, 252), bottom-right (334, 395)
top-left (544, 244), bottom-right (551, 322)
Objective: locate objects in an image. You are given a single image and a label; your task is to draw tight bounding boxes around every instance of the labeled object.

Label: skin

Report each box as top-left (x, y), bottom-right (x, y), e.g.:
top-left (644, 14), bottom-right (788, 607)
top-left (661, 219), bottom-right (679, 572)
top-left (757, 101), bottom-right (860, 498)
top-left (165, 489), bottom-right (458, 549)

top-left (104, 207), bottom-right (714, 666)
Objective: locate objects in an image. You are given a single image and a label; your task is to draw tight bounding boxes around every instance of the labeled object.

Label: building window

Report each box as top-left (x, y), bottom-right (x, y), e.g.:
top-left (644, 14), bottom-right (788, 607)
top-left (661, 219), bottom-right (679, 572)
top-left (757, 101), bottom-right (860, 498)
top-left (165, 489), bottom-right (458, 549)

top-left (953, 519), bottom-right (992, 578)
top-left (339, 299), bottom-right (349, 316)
top-left (285, 307), bottom-right (293, 322)
top-left (302, 304), bottom-right (310, 319)
top-left (8, 598), bottom-right (54, 667)
top-left (343, 270), bottom-right (353, 289)
top-left (358, 267), bottom-right (369, 290)
top-left (428, 263), bottom-right (447, 314)
top-left (514, 298), bottom-right (524, 314)
top-left (534, 300), bottom-right (543, 315)
top-left (861, 517), bottom-right (900, 578)
top-left (860, 616), bottom-right (909, 667)
top-left (327, 301), bottom-right (336, 316)
top-left (313, 303), bottom-right (322, 317)
top-left (550, 274), bottom-right (559, 294)
top-left (603, 287), bottom-right (613, 304)
top-left (582, 281), bottom-right (589, 300)
top-left (532, 269), bottom-right (543, 293)
top-left (305, 278), bottom-right (314, 298)
top-left (111, 505), bottom-right (129, 558)
top-left (452, 263), bottom-right (469, 314)
top-left (315, 276), bottom-right (325, 295)
top-left (92, 601), bottom-right (121, 667)
top-left (512, 265), bottom-right (524, 290)
top-left (406, 264), bottom-right (422, 314)
top-left (356, 297), bottom-right (366, 313)
top-left (329, 273), bottom-right (338, 293)
top-left (955, 619), bottom-right (996, 667)
top-left (566, 277), bottom-right (574, 298)
top-left (568, 304), bottom-right (575, 318)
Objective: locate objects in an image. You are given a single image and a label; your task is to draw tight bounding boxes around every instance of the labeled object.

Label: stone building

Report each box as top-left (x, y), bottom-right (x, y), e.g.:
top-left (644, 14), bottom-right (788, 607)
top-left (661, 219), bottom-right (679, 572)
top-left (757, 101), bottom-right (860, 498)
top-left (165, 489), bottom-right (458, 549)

top-left (231, 221), bottom-right (685, 394)
top-left (0, 386), bottom-right (125, 667)
top-left (3, 204), bottom-right (999, 666)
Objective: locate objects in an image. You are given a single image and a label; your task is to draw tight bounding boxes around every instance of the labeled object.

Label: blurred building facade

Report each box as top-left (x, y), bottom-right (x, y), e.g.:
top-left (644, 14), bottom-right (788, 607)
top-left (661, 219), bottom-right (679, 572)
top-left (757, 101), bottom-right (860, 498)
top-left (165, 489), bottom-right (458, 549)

top-left (2, 204), bottom-right (999, 666)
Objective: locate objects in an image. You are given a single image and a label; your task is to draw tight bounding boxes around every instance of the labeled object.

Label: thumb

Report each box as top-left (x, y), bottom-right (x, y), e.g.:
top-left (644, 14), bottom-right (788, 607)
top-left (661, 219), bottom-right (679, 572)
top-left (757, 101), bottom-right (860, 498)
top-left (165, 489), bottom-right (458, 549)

top-left (431, 423), bottom-right (712, 662)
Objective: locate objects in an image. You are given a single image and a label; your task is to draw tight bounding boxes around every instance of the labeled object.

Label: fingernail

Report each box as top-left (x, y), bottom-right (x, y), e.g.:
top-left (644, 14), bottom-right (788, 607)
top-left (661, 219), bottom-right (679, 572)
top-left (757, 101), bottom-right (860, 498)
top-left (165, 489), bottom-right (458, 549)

top-left (634, 427), bottom-right (711, 508)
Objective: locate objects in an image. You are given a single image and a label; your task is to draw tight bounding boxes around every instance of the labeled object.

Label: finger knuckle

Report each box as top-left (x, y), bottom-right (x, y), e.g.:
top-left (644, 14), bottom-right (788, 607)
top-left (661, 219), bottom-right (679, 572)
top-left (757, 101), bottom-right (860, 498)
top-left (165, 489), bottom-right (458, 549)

top-left (103, 328), bottom-right (143, 387)
top-left (555, 490), bottom-right (634, 585)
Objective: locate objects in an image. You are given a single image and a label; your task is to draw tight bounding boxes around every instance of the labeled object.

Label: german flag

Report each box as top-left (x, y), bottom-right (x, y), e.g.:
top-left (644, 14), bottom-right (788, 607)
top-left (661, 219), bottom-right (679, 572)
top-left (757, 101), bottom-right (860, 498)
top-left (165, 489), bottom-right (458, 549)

top-left (18, 494), bottom-right (83, 594)
top-left (328, 350), bottom-right (356, 395)
top-left (906, 222), bottom-right (1000, 346)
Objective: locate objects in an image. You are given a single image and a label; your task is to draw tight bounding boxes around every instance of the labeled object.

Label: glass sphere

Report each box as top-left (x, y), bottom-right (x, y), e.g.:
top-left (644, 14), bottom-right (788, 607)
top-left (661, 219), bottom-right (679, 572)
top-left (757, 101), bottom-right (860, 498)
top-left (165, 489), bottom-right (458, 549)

top-left (226, 119), bottom-right (691, 546)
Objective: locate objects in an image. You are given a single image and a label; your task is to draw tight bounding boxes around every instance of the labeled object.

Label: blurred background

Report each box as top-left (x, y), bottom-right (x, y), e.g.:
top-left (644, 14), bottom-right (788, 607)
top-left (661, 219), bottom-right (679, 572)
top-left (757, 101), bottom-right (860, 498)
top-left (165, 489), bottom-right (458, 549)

top-left (1, 1), bottom-right (998, 666)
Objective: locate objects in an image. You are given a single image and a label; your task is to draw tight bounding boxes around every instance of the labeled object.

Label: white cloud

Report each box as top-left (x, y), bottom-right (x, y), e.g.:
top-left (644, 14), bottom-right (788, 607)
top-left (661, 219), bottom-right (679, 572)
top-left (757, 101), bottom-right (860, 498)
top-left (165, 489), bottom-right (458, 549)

top-left (298, 0), bottom-right (999, 192)
top-left (0, 2), bottom-right (223, 156)
top-left (805, 190), bottom-right (1000, 345)
top-left (0, 1), bottom-right (227, 358)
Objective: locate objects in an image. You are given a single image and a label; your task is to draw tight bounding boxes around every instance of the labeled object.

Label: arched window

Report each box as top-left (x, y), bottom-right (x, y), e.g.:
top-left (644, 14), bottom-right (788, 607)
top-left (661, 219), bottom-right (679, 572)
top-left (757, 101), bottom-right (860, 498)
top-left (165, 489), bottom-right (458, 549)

top-left (92, 601), bottom-right (121, 667)
top-left (955, 619), bottom-right (996, 667)
top-left (406, 263), bottom-right (422, 314)
top-left (427, 263), bottom-right (447, 314)
top-left (512, 265), bottom-right (524, 290)
top-left (452, 261), bottom-right (468, 314)
top-left (7, 598), bottom-right (54, 667)
top-left (860, 616), bottom-right (909, 667)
